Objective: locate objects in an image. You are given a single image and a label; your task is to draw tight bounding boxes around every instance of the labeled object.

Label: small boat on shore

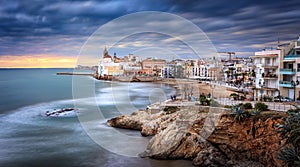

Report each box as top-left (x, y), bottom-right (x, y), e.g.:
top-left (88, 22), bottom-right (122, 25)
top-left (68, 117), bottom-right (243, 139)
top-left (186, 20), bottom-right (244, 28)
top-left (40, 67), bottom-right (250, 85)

top-left (45, 108), bottom-right (78, 117)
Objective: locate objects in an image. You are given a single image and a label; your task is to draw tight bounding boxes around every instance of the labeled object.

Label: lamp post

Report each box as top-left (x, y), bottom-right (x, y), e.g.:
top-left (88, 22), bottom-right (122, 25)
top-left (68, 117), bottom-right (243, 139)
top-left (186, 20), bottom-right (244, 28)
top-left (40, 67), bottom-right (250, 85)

top-left (276, 89), bottom-right (281, 102)
top-left (291, 80), bottom-right (299, 101)
top-left (259, 81), bottom-right (265, 101)
top-left (211, 84), bottom-right (216, 100)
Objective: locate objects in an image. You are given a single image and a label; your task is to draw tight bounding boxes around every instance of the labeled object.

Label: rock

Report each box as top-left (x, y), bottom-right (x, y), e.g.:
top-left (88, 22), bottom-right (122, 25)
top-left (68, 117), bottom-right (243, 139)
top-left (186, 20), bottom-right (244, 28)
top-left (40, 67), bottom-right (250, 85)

top-left (140, 123), bottom-right (187, 159)
top-left (107, 110), bottom-right (150, 130)
top-left (192, 142), bottom-right (228, 167)
top-left (107, 108), bottom-right (285, 166)
top-left (203, 114), bottom-right (283, 167)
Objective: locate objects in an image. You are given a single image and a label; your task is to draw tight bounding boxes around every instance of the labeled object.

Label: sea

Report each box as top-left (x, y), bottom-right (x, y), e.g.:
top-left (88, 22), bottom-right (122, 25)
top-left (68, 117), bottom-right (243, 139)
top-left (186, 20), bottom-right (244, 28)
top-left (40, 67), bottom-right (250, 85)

top-left (0, 68), bottom-right (193, 167)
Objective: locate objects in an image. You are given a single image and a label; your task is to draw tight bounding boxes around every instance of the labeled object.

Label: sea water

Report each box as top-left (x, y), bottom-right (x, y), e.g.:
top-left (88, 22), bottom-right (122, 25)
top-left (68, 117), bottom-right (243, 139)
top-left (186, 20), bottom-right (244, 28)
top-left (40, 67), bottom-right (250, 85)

top-left (0, 69), bottom-right (192, 167)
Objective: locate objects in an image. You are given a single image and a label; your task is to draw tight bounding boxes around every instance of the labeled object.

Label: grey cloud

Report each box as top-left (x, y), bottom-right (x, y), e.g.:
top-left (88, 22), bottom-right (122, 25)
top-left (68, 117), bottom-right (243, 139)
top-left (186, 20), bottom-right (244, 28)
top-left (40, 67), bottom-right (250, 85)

top-left (0, 0), bottom-right (299, 59)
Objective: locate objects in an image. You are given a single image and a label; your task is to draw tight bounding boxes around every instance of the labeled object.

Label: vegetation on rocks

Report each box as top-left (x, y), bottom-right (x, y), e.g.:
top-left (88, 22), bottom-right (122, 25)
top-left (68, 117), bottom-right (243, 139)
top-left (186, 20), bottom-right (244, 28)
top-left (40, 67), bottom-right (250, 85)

top-left (230, 105), bottom-right (250, 121)
top-left (108, 103), bottom-right (286, 166)
top-left (243, 102), bottom-right (253, 109)
top-left (199, 94), bottom-right (211, 106)
top-left (163, 106), bottom-right (180, 114)
top-left (254, 102), bottom-right (268, 111)
top-left (230, 93), bottom-right (239, 100)
top-left (277, 107), bottom-right (300, 167)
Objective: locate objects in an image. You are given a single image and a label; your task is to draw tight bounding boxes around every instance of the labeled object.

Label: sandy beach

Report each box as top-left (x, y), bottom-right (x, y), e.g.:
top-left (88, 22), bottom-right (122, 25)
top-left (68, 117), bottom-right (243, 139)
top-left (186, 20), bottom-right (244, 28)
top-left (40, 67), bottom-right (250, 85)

top-left (158, 79), bottom-right (236, 99)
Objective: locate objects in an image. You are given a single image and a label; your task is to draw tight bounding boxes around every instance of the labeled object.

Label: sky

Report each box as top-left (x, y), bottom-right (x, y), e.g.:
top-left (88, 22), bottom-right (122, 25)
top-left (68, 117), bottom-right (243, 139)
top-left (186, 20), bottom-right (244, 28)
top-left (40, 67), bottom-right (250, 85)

top-left (0, 0), bottom-right (300, 68)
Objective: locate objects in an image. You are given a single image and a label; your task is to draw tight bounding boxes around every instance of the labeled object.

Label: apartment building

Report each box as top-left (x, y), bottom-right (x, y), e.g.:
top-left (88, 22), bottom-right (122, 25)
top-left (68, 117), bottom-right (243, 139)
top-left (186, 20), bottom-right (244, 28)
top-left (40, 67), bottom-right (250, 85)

top-left (141, 58), bottom-right (166, 76)
top-left (252, 49), bottom-right (280, 101)
top-left (278, 36), bottom-right (300, 100)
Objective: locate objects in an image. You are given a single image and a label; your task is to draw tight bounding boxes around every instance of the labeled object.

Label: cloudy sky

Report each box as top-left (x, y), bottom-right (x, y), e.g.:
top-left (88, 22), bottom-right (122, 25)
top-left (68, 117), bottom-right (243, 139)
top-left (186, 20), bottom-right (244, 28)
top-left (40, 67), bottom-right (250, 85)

top-left (0, 0), bottom-right (299, 68)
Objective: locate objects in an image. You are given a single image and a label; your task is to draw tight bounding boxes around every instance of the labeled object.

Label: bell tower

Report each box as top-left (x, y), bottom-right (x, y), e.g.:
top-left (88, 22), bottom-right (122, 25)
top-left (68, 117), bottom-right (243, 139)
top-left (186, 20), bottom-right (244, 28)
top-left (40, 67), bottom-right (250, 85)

top-left (103, 47), bottom-right (108, 57)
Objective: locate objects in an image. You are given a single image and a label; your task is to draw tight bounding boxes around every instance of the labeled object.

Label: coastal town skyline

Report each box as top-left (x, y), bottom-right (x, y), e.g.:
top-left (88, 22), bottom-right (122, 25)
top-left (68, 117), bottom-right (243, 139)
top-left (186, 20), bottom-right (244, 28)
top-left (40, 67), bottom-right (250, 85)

top-left (0, 0), bottom-right (300, 68)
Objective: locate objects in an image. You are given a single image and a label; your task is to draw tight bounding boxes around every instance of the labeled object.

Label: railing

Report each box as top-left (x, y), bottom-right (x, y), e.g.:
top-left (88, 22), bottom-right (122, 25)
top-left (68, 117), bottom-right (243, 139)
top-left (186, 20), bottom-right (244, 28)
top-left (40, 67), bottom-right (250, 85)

top-left (279, 81), bottom-right (292, 85)
top-left (279, 81), bottom-right (294, 88)
top-left (280, 69), bottom-right (296, 75)
top-left (264, 64), bottom-right (279, 67)
top-left (284, 55), bottom-right (300, 59)
top-left (263, 73), bottom-right (277, 78)
top-left (280, 68), bottom-right (295, 72)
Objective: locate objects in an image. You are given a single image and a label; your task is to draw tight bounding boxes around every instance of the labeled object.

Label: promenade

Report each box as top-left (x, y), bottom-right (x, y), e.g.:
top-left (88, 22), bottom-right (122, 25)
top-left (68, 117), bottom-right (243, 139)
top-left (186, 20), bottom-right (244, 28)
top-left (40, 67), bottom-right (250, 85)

top-left (147, 97), bottom-right (296, 113)
top-left (215, 98), bottom-right (295, 112)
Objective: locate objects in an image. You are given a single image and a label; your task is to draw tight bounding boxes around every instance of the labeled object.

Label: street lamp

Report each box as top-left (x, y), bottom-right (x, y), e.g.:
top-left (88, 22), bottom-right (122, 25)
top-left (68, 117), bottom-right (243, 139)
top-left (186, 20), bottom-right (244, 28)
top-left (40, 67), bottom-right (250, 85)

top-left (259, 81), bottom-right (265, 101)
top-left (276, 89), bottom-right (281, 102)
top-left (291, 80), bottom-right (299, 101)
top-left (211, 84), bottom-right (216, 100)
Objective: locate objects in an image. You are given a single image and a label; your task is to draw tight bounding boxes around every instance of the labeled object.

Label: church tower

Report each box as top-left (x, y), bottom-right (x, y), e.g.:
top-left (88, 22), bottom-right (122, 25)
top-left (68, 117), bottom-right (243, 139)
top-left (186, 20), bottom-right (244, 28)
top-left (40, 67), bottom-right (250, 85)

top-left (103, 47), bottom-right (109, 58)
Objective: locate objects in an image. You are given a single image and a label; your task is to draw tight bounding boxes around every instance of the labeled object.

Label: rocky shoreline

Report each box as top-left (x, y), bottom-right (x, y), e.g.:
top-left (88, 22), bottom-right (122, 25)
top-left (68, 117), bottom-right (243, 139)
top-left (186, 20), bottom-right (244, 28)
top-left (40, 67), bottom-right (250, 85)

top-left (107, 105), bottom-right (286, 167)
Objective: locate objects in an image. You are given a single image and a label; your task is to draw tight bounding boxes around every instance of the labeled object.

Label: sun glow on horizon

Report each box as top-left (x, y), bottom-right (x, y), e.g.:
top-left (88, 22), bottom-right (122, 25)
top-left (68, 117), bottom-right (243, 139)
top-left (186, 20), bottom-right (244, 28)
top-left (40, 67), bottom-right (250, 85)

top-left (0, 55), bottom-right (78, 68)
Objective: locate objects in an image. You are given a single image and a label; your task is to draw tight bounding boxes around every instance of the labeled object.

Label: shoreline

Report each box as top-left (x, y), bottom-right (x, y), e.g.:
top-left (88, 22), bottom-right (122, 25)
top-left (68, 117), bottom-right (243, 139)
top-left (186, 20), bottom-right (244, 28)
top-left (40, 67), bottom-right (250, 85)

top-left (105, 78), bottom-right (287, 166)
top-left (107, 102), bottom-right (285, 166)
top-left (58, 70), bottom-right (238, 100)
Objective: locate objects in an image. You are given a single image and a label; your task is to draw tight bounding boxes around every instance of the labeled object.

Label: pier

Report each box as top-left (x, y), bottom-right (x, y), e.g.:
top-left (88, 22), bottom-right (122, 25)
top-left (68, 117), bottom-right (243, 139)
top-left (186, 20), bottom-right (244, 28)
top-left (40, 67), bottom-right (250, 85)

top-left (56, 72), bottom-right (94, 76)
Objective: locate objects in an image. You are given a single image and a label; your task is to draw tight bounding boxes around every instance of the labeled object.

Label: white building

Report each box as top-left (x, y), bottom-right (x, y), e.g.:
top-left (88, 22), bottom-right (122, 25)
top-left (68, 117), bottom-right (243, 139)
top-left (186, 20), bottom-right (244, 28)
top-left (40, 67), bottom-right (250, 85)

top-left (98, 48), bottom-right (123, 78)
top-left (252, 49), bottom-right (281, 100)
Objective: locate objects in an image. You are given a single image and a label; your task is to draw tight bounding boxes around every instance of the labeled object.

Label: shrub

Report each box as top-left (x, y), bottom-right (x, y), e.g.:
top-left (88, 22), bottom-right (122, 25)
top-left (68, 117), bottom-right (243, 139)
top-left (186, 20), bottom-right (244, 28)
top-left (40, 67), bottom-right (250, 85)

top-left (265, 96), bottom-right (273, 102)
top-left (210, 100), bottom-right (221, 107)
top-left (199, 95), bottom-right (206, 105)
top-left (230, 93), bottom-right (239, 100)
top-left (243, 103), bottom-right (253, 110)
top-left (278, 145), bottom-right (300, 166)
top-left (199, 94), bottom-right (212, 106)
top-left (224, 105), bottom-right (232, 109)
top-left (277, 108), bottom-right (300, 167)
top-left (254, 102), bottom-right (268, 111)
top-left (163, 106), bottom-right (179, 114)
top-left (251, 109), bottom-right (261, 117)
top-left (230, 105), bottom-right (250, 121)
top-left (240, 96), bottom-right (246, 101)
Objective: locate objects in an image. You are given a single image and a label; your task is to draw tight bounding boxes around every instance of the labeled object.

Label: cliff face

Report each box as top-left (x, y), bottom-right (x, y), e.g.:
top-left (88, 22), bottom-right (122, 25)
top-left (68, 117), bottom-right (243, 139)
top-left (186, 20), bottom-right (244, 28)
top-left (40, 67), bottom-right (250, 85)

top-left (107, 109), bottom-right (284, 167)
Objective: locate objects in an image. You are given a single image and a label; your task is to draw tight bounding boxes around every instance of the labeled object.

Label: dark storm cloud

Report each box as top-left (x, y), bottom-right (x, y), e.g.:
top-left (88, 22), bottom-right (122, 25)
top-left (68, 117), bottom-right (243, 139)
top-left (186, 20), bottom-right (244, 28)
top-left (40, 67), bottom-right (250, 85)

top-left (0, 0), bottom-right (299, 57)
top-left (0, 0), bottom-right (170, 37)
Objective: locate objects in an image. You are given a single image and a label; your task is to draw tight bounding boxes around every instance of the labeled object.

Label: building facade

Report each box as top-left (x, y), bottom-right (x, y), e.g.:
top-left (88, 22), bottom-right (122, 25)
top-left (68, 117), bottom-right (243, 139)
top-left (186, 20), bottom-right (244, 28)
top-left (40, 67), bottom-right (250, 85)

top-left (142, 58), bottom-right (166, 76)
top-left (278, 36), bottom-right (300, 100)
top-left (252, 49), bottom-right (280, 101)
top-left (98, 48), bottom-right (123, 77)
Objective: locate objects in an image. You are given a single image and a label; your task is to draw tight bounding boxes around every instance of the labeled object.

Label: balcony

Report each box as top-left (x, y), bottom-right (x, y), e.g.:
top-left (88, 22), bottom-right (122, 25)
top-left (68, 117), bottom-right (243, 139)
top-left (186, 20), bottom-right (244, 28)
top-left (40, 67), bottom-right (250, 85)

top-left (263, 64), bottom-right (279, 69)
top-left (280, 68), bottom-right (296, 75)
top-left (279, 81), bottom-right (294, 88)
top-left (262, 73), bottom-right (278, 79)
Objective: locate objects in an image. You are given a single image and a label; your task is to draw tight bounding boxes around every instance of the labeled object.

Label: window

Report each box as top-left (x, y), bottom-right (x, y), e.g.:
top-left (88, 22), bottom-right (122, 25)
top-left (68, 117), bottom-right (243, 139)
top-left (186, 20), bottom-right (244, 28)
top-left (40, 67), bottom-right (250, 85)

top-left (265, 58), bottom-right (270, 65)
top-left (297, 63), bottom-right (300, 72)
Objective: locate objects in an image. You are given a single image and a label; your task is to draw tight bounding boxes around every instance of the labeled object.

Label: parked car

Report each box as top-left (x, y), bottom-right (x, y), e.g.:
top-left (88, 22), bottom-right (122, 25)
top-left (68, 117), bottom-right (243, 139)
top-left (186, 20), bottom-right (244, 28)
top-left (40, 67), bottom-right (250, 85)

top-left (274, 96), bottom-right (293, 102)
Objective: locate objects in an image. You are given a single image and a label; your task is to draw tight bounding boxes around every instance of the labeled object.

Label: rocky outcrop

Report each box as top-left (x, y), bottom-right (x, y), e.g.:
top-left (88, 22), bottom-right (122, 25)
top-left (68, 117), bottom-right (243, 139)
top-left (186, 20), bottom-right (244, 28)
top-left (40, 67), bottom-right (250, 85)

top-left (107, 110), bottom-right (148, 130)
top-left (204, 114), bottom-right (283, 166)
top-left (107, 108), bottom-right (285, 166)
top-left (107, 109), bottom-right (180, 136)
